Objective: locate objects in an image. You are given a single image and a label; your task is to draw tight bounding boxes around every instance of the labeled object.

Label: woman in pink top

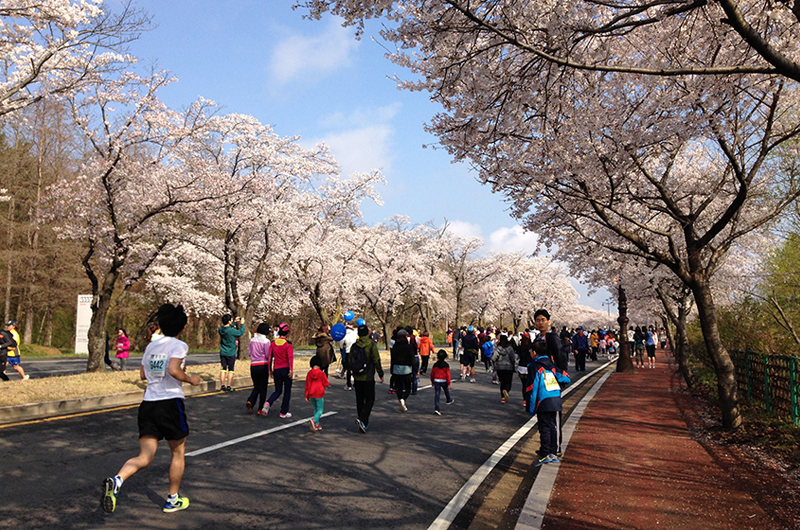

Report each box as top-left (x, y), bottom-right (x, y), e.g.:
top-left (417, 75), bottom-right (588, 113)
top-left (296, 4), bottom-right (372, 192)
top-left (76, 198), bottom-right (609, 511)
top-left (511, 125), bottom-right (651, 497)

top-left (264, 323), bottom-right (294, 418)
top-left (246, 322), bottom-right (272, 415)
top-left (115, 328), bottom-right (130, 371)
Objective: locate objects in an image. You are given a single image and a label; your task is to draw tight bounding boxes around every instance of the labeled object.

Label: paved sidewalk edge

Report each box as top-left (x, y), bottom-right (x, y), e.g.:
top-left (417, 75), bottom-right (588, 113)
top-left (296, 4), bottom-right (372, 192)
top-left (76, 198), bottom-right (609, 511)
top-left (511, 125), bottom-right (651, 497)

top-left (515, 367), bottom-right (615, 530)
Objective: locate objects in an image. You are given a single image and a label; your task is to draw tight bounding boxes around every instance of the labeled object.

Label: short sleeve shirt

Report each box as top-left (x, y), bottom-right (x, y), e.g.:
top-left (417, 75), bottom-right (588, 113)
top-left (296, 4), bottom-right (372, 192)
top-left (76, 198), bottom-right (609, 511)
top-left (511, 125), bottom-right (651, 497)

top-left (142, 336), bottom-right (189, 401)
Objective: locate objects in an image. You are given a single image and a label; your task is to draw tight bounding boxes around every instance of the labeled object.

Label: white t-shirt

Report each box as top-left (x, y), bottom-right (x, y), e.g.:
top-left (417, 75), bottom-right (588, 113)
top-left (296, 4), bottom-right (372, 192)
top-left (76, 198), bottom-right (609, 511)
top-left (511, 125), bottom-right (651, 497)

top-left (142, 336), bottom-right (189, 401)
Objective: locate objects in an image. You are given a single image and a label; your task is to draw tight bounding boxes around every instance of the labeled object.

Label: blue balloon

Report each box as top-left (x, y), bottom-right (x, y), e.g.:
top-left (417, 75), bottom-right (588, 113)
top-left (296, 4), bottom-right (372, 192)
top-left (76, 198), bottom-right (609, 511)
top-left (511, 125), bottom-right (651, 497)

top-left (331, 323), bottom-right (346, 341)
top-left (356, 318), bottom-right (365, 327)
top-left (343, 311), bottom-right (355, 321)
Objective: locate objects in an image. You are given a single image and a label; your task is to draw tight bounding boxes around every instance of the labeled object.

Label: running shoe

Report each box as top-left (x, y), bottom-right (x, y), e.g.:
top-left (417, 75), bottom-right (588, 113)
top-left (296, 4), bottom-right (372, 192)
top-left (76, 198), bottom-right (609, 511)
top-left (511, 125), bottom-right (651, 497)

top-left (23, 375), bottom-right (30, 380)
top-left (470, 378), bottom-right (476, 383)
top-left (309, 419), bottom-right (317, 432)
top-left (399, 399), bottom-right (407, 412)
top-left (280, 412), bottom-right (292, 419)
top-left (246, 401), bottom-right (254, 414)
top-left (356, 419), bottom-right (367, 433)
top-left (548, 454), bottom-right (561, 464)
top-left (259, 403), bottom-right (270, 416)
top-left (315, 425), bottom-right (323, 431)
top-left (446, 399), bottom-right (455, 405)
top-left (163, 495), bottom-right (190, 513)
top-left (101, 477), bottom-right (118, 513)
top-left (434, 410), bottom-right (441, 416)
top-left (500, 398), bottom-right (506, 404)
top-left (534, 454), bottom-right (555, 467)
top-left (502, 390), bottom-right (509, 401)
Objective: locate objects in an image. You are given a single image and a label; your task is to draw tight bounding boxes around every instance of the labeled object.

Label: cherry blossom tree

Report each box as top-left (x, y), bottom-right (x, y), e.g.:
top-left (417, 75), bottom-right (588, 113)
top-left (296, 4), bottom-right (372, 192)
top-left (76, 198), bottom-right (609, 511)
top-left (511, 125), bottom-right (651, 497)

top-left (298, 0), bottom-right (800, 81)
top-left (37, 71), bottom-right (234, 372)
top-left (0, 0), bottom-right (148, 117)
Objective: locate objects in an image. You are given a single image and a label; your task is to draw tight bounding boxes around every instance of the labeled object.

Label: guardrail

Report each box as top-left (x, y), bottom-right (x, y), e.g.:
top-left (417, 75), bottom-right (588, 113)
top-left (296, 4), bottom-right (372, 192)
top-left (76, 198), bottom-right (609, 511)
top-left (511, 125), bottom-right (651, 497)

top-left (731, 350), bottom-right (800, 425)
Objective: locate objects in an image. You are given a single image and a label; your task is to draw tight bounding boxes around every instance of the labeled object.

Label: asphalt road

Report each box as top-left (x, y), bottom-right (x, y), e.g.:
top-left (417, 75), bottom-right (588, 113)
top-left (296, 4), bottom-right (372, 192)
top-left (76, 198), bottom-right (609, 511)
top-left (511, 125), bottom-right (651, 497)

top-left (0, 358), bottom-right (613, 530)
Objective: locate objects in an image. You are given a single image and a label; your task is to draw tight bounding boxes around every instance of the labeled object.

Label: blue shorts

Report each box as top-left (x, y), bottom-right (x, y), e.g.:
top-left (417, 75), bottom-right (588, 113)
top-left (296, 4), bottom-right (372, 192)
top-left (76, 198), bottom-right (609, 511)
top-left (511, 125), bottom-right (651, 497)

top-left (7, 356), bottom-right (20, 366)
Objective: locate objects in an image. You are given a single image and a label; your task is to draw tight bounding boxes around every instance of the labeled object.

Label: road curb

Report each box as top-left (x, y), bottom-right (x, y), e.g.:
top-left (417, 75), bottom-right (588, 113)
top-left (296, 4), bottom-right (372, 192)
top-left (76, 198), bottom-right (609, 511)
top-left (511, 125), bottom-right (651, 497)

top-left (0, 375), bottom-right (255, 425)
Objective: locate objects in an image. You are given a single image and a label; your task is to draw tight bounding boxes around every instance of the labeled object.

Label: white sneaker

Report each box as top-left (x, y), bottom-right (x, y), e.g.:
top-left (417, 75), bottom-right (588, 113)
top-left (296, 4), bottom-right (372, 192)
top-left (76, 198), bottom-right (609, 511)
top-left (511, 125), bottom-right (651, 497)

top-left (470, 378), bottom-right (476, 383)
top-left (23, 375), bottom-right (30, 380)
top-left (400, 399), bottom-right (407, 412)
top-left (434, 410), bottom-right (441, 416)
top-left (279, 412), bottom-right (292, 419)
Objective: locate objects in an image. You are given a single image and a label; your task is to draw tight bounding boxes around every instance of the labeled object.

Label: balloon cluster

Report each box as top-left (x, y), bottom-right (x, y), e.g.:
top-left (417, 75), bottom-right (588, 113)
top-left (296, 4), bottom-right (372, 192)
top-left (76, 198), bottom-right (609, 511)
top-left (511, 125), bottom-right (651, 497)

top-left (331, 310), bottom-right (366, 341)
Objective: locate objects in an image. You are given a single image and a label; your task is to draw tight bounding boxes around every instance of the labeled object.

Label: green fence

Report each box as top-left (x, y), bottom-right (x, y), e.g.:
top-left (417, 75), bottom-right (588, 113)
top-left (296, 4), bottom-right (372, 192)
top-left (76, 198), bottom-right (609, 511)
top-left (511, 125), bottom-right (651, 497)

top-left (731, 350), bottom-right (800, 425)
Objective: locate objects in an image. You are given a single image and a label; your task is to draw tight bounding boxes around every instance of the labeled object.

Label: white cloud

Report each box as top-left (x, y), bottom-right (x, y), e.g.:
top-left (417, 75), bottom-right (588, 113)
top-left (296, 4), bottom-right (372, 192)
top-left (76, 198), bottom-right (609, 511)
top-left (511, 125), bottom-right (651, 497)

top-left (324, 125), bottom-right (394, 176)
top-left (270, 19), bottom-right (357, 85)
top-left (309, 104), bottom-right (401, 177)
top-left (487, 225), bottom-right (539, 254)
top-left (447, 220), bottom-right (483, 240)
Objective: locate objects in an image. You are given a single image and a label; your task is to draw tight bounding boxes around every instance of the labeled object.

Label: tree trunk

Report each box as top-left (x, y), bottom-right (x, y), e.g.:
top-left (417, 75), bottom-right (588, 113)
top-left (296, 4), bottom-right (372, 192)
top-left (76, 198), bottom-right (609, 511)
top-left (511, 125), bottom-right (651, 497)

top-left (691, 276), bottom-right (741, 429)
top-left (23, 298), bottom-right (33, 344)
top-left (4, 197), bottom-right (14, 322)
top-left (86, 271), bottom-right (119, 372)
top-left (44, 307), bottom-right (53, 347)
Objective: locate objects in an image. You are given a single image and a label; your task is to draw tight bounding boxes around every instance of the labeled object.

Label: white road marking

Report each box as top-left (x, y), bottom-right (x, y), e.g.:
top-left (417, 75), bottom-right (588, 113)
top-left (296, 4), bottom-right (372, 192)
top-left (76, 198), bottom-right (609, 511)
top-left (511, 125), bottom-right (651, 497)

top-left (186, 411), bottom-right (338, 457)
top-left (427, 361), bottom-right (614, 530)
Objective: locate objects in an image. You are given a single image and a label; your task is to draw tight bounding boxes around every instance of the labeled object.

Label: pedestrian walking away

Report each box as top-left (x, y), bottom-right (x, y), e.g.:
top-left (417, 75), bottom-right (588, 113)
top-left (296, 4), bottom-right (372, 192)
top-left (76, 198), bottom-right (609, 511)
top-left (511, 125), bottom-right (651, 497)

top-left (246, 322), bottom-right (272, 415)
top-left (430, 349), bottom-right (453, 415)
top-left (101, 303), bottom-right (202, 514)
top-left (218, 314), bottom-right (244, 392)
top-left (391, 328), bottom-right (414, 412)
top-left (312, 325), bottom-right (335, 376)
top-left (418, 330), bottom-right (435, 375)
top-left (264, 323), bottom-right (294, 418)
top-left (305, 355), bottom-right (330, 431)
top-left (352, 324), bottom-right (384, 433)
top-left (494, 335), bottom-right (516, 403)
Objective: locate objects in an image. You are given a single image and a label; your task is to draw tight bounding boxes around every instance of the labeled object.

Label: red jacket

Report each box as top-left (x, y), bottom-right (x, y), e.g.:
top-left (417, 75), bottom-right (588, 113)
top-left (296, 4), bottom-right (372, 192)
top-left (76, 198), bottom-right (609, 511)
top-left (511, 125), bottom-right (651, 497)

top-left (430, 361), bottom-right (451, 386)
top-left (305, 368), bottom-right (330, 399)
top-left (418, 336), bottom-right (435, 357)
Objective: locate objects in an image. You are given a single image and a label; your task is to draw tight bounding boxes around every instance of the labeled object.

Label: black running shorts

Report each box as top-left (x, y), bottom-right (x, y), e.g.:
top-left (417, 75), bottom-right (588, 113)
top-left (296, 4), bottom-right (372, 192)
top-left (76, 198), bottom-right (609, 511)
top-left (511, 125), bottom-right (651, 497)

top-left (461, 351), bottom-right (476, 367)
top-left (220, 355), bottom-right (236, 372)
top-left (138, 398), bottom-right (189, 440)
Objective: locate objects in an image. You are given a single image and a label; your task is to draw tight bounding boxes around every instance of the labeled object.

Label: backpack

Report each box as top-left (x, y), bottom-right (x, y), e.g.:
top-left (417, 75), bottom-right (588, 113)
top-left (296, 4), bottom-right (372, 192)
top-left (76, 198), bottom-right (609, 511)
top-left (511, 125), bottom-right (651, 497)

top-left (349, 342), bottom-right (371, 376)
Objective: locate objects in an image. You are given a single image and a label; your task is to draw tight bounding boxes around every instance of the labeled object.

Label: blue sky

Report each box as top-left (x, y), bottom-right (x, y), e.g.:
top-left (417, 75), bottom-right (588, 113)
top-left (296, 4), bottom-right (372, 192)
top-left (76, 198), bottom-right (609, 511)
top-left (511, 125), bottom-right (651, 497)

top-left (121, 0), bottom-right (610, 310)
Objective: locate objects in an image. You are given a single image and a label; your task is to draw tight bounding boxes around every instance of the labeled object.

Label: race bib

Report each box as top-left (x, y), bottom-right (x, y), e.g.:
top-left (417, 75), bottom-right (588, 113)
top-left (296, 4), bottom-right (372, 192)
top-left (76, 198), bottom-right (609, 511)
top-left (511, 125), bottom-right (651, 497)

top-left (544, 371), bottom-right (560, 392)
top-left (148, 353), bottom-right (168, 379)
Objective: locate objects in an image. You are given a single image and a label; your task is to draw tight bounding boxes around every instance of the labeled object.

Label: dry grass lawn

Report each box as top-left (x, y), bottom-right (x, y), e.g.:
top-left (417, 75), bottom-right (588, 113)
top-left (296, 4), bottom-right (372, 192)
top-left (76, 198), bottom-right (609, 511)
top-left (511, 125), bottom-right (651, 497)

top-left (0, 350), bottom-right (391, 408)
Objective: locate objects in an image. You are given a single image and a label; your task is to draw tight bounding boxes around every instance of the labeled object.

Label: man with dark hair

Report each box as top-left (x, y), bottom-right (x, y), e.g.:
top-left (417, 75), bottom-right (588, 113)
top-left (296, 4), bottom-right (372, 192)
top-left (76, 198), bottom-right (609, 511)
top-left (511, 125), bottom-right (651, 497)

top-left (102, 304), bottom-right (201, 514)
top-left (0, 326), bottom-right (16, 381)
top-left (353, 324), bottom-right (384, 433)
top-left (572, 326), bottom-right (590, 373)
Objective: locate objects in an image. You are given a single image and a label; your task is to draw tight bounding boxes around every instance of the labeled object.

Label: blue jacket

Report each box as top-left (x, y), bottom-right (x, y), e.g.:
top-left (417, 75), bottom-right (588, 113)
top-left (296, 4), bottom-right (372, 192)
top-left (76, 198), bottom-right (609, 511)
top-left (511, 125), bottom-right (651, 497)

top-left (481, 341), bottom-right (494, 359)
top-left (527, 355), bottom-right (571, 416)
top-left (572, 332), bottom-right (590, 351)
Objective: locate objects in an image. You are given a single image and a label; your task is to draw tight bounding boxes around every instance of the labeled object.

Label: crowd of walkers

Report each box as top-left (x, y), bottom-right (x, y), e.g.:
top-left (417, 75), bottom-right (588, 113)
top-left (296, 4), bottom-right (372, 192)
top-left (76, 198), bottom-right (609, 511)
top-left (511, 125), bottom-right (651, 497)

top-left (101, 304), bottom-right (668, 516)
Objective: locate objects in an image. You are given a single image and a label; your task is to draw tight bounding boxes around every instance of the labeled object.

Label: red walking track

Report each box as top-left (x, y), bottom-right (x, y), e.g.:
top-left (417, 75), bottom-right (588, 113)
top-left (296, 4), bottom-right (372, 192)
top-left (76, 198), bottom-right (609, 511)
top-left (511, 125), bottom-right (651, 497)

top-left (541, 351), bottom-right (780, 530)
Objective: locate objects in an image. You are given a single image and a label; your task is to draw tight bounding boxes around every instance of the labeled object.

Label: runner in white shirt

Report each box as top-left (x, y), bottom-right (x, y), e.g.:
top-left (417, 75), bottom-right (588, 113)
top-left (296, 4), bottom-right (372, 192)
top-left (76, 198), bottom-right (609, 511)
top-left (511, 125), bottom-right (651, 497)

top-left (102, 304), bottom-right (201, 515)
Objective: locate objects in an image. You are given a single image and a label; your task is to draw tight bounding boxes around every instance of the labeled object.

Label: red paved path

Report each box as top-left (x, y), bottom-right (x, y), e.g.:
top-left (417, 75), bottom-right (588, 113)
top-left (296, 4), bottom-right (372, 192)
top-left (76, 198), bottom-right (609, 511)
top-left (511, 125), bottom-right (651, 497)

top-left (542, 351), bottom-right (779, 530)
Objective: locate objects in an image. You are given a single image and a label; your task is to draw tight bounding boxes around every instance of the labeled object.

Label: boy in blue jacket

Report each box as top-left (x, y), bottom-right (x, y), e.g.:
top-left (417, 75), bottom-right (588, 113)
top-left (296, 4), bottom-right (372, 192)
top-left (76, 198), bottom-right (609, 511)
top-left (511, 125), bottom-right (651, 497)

top-left (527, 340), bottom-right (571, 466)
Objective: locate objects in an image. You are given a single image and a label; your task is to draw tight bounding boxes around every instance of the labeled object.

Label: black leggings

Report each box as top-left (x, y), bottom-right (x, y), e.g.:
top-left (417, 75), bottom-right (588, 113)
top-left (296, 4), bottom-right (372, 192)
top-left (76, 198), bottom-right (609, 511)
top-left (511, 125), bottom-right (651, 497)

top-left (394, 374), bottom-right (412, 401)
top-left (497, 369), bottom-right (514, 396)
top-left (0, 358), bottom-right (8, 381)
top-left (247, 364), bottom-right (270, 410)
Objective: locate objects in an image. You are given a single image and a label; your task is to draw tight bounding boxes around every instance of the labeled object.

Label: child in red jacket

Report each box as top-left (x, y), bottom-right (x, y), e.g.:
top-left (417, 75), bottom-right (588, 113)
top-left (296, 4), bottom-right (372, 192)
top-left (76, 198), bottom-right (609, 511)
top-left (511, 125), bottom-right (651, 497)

top-left (430, 350), bottom-right (454, 415)
top-left (305, 355), bottom-right (330, 431)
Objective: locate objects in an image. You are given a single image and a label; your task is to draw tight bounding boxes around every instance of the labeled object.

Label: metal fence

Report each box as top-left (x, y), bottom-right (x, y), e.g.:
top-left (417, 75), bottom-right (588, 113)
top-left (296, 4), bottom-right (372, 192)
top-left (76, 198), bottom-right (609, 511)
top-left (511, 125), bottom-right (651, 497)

top-left (731, 350), bottom-right (800, 425)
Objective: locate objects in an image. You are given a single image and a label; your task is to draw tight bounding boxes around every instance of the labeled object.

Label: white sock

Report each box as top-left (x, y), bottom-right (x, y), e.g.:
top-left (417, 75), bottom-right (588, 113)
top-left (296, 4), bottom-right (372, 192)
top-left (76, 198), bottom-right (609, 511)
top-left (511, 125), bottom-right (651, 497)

top-left (167, 493), bottom-right (179, 502)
